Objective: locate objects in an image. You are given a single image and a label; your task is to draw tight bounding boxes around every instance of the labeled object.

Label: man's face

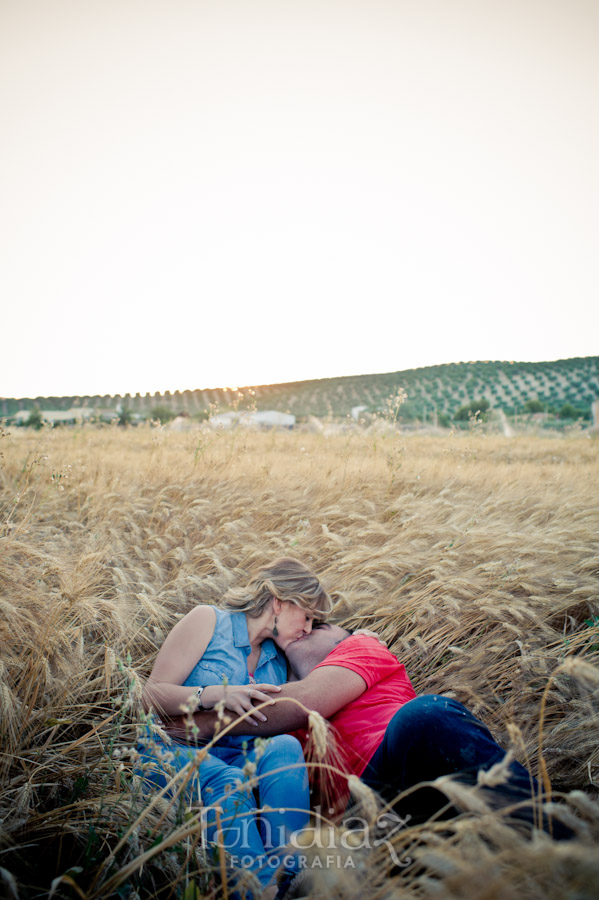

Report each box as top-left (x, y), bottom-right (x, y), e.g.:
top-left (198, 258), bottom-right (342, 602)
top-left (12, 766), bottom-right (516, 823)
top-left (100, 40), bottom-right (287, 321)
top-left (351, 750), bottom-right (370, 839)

top-left (285, 623), bottom-right (349, 679)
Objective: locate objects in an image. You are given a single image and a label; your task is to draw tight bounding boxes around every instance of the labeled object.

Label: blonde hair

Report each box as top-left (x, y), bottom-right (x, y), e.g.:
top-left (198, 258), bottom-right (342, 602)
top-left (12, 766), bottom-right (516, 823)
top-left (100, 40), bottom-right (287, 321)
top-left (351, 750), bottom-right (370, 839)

top-left (222, 557), bottom-right (333, 619)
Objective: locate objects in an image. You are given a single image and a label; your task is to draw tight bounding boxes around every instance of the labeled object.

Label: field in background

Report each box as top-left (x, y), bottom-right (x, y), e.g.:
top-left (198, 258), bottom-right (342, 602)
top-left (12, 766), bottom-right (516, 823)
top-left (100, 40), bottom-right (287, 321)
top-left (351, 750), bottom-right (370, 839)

top-left (1, 425), bottom-right (598, 898)
top-left (3, 355), bottom-right (599, 423)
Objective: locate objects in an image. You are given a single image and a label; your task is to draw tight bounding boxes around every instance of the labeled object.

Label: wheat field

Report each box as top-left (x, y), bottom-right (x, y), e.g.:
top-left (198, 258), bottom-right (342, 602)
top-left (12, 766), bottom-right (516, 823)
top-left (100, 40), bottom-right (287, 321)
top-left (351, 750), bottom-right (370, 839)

top-left (1, 424), bottom-right (598, 899)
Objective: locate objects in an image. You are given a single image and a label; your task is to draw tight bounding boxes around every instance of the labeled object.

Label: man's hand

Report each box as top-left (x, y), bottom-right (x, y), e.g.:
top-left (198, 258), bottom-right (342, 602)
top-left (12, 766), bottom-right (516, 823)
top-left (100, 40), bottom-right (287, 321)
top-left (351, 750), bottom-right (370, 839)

top-left (163, 665), bottom-right (367, 743)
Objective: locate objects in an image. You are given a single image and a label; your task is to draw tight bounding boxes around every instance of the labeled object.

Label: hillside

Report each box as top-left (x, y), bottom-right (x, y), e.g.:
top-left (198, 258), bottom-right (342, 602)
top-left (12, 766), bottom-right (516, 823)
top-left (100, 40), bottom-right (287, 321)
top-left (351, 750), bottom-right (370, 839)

top-left (2, 356), bottom-right (598, 423)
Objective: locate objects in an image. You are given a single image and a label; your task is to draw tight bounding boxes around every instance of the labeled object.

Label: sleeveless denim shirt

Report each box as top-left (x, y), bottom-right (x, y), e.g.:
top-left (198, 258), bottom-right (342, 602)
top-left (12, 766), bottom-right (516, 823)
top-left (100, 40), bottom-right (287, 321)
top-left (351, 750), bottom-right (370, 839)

top-left (139, 608), bottom-right (288, 754)
top-left (182, 607), bottom-right (288, 689)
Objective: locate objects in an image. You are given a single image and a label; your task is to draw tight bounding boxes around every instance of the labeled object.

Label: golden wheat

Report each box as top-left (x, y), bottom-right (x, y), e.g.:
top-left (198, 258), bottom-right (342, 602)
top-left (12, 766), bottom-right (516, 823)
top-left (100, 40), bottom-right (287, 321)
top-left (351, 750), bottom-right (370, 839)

top-left (0, 425), bottom-right (598, 897)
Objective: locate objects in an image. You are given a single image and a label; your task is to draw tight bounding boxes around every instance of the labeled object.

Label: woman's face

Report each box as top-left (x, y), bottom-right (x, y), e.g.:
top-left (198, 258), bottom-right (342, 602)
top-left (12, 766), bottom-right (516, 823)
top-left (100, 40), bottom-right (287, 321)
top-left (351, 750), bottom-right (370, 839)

top-left (273, 601), bottom-right (316, 651)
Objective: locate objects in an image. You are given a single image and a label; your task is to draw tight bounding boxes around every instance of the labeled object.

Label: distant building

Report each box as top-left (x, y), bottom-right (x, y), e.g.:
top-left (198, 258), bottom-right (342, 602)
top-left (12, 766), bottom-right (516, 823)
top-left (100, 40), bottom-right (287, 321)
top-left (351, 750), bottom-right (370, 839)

top-left (11, 407), bottom-right (97, 425)
top-left (250, 410), bottom-right (295, 428)
top-left (351, 405), bottom-right (368, 422)
top-left (209, 410), bottom-right (295, 430)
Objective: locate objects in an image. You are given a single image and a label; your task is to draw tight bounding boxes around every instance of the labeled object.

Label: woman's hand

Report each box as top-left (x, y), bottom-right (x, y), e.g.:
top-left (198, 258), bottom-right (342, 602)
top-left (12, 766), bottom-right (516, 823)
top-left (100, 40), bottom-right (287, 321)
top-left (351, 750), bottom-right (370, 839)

top-left (353, 628), bottom-right (387, 647)
top-left (201, 683), bottom-right (282, 726)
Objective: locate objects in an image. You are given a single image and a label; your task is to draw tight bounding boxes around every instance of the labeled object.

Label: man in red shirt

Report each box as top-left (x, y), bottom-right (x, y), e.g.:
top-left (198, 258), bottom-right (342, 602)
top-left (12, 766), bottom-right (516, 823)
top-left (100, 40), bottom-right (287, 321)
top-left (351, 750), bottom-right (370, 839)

top-left (168, 623), bottom-right (552, 831)
top-left (283, 625), bottom-right (544, 827)
top-left (297, 626), bottom-right (418, 780)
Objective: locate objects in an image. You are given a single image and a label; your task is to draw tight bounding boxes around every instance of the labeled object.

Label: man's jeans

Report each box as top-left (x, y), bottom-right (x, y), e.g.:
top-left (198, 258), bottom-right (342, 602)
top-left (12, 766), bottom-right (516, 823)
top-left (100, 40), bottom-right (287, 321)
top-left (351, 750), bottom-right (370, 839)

top-left (361, 695), bottom-right (564, 835)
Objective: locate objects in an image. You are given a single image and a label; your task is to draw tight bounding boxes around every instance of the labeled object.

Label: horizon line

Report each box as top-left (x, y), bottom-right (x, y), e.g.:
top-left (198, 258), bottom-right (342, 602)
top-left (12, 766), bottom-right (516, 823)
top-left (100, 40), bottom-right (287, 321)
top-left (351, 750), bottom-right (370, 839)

top-left (2, 355), bottom-right (598, 402)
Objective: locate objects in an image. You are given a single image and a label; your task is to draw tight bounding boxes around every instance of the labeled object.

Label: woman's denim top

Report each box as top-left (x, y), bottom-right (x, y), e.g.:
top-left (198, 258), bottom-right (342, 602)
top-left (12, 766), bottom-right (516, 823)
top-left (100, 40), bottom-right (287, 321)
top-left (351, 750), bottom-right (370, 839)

top-left (140, 608), bottom-right (287, 753)
top-left (182, 607), bottom-right (288, 689)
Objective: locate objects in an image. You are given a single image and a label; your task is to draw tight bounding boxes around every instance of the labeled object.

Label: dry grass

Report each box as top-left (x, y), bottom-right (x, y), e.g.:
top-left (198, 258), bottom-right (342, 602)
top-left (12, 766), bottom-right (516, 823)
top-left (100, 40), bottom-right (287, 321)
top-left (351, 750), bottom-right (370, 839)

top-left (0, 424), bottom-right (598, 898)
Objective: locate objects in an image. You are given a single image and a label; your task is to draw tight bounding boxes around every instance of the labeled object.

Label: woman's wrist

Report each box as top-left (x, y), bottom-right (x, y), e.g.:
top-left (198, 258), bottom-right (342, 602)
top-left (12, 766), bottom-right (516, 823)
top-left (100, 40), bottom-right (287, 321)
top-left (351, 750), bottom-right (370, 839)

top-left (198, 685), bottom-right (219, 710)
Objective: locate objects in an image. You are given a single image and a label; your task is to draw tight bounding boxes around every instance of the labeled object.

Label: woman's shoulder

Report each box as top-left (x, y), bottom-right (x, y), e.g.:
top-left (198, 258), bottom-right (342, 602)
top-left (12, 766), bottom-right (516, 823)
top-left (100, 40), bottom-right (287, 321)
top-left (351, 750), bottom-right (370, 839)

top-left (186, 604), bottom-right (242, 630)
top-left (182, 606), bottom-right (246, 645)
top-left (182, 604), bottom-right (218, 628)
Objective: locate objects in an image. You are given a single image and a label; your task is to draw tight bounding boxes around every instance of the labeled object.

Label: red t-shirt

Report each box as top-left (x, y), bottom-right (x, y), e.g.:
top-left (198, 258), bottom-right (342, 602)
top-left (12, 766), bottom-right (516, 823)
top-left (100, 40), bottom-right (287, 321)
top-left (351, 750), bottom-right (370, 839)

top-left (313, 635), bottom-right (417, 776)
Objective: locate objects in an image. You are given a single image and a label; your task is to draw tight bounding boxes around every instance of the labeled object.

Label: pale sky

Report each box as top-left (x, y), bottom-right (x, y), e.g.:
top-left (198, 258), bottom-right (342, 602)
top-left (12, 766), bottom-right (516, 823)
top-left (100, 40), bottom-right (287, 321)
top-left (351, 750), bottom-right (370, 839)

top-left (1, 0), bottom-right (597, 398)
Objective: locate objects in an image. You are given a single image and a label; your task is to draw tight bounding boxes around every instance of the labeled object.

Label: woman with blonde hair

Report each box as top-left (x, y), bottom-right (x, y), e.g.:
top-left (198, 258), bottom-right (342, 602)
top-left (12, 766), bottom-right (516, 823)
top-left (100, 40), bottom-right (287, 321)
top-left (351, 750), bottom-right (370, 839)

top-left (141, 557), bottom-right (332, 897)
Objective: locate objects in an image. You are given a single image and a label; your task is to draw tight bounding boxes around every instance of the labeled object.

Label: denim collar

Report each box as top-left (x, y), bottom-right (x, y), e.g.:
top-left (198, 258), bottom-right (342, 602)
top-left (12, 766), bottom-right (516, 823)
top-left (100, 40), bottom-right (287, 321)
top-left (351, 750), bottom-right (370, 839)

top-left (231, 612), bottom-right (278, 663)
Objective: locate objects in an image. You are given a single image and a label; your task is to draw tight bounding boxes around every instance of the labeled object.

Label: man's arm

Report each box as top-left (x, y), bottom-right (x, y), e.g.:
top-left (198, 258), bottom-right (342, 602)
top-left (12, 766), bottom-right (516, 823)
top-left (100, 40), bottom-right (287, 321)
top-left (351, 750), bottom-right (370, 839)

top-left (163, 665), bottom-right (366, 743)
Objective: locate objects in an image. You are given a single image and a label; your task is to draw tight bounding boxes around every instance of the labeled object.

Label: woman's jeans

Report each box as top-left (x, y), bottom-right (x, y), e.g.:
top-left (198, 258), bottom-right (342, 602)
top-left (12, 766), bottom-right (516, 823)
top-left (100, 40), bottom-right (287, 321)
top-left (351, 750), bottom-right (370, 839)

top-left (361, 695), bottom-right (563, 834)
top-left (137, 732), bottom-right (309, 889)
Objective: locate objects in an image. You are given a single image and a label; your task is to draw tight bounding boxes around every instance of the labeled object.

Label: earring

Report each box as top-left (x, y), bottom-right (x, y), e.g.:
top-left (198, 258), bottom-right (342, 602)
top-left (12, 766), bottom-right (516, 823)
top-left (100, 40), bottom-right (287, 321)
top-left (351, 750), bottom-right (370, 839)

top-left (273, 616), bottom-right (279, 637)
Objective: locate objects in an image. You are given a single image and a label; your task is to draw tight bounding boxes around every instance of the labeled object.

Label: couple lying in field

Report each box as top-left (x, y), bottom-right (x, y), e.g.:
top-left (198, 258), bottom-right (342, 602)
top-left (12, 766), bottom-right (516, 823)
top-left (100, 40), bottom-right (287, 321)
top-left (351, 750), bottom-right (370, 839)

top-left (141, 558), bottom-right (566, 899)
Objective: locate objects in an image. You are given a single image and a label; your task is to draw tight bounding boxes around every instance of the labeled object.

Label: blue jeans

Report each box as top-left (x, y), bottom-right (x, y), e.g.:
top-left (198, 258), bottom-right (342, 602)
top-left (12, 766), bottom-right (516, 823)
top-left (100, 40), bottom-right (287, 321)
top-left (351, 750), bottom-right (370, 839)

top-left (137, 733), bottom-right (309, 890)
top-left (361, 695), bottom-right (567, 836)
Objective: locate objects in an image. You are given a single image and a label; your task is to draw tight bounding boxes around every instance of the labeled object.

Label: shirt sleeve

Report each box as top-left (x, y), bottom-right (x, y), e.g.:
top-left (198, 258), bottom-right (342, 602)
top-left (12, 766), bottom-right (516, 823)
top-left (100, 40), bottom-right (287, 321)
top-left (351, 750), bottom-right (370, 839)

top-left (312, 635), bottom-right (403, 688)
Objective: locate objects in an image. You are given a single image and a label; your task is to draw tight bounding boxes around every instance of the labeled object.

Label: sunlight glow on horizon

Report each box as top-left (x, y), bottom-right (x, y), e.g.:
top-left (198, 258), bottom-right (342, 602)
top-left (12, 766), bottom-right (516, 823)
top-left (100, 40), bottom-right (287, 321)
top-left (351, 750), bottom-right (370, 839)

top-left (6, 353), bottom-right (597, 402)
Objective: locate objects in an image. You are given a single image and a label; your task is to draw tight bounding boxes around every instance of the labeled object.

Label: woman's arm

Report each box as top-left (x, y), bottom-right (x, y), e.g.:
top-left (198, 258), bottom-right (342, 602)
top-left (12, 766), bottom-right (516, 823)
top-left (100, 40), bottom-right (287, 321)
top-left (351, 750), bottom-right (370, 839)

top-left (165, 665), bottom-right (368, 742)
top-left (142, 605), bottom-right (218, 716)
top-left (142, 605), bottom-right (282, 722)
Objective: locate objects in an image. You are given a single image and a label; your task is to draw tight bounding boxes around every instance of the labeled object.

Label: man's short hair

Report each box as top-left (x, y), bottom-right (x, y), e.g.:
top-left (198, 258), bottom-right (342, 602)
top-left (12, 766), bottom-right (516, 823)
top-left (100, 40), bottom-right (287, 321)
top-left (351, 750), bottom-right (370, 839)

top-left (313, 621), bottom-right (352, 645)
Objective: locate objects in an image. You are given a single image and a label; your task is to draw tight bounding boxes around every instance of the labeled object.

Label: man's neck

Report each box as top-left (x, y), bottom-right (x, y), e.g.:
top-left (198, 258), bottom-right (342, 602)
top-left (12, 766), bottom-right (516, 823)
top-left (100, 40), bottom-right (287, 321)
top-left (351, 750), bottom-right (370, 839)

top-left (288, 658), bottom-right (315, 680)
